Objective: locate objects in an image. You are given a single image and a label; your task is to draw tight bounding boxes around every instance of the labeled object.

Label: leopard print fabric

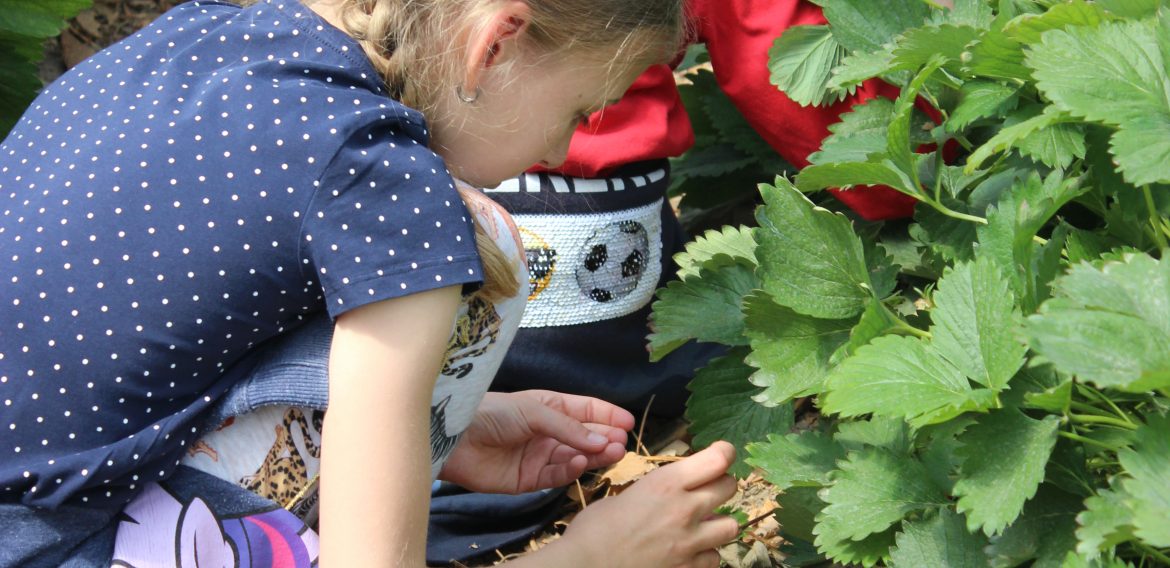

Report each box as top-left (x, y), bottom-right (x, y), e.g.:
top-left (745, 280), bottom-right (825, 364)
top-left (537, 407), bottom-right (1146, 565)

top-left (240, 408), bottom-right (324, 507)
top-left (441, 295), bottom-right (503, 380)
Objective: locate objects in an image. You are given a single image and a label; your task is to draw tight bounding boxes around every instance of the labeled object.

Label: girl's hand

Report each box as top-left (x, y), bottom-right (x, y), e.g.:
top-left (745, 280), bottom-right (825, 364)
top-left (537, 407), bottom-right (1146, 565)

top-left (547, 442), bottom-right (740, 568)
top-left (438, 390), bottom-right (633, 494)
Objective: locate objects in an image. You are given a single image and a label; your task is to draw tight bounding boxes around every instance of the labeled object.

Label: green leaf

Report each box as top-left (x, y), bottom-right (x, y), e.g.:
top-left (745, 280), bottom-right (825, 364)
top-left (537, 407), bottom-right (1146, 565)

top-left (820, 528), bottom-right (899, 568)
top-left (1027, 20), bottom-right (1170, 185)
top-left (930, 258), bottom-right (1026, 391)
top-left (837, 299), bottom-right (903, 360)
top-left (0, 42), bottom-right (40, 135)
top-left (0, 0), bottom-right (93, 135)
top-left (965, 0), bottom-right (1113, 82)
top-left (1027, 254), bottom-right (1170, 392)
top-left (948, 81), bottom-right (1020, 132)
top-left (649, 256), bottom-right (758, 361)
top-left (936, 0), bottom-right (995, 29)
top-left (863, 239), bottom-right (899, 306)
top-left (1095, 0), bottom-right (1160, 18)
top-left (953, 408), bottom-right (1061, 536)
top-left (1015, 121), bottom-right (1087, 170)
top-left (1118, 413), bottom-right (1170, 547)
top-left (919, 417), bottom-right (975, 494)
top-left (769, 25), bottom-right (847, 107)
top-left (889, 509), bottom-right (991, 568)
top-left (743, 292), bottom-right (853, 405)
top-left (1046, 436), bottom-right (1096, 499)
top-left (1075, 485), bottom-right (1136, 558)
top-left (754, 179), bottom-right (875, 319)
top-left (811, 98), bottom-right (898, 165)
top-left (1033, 223), bottom-right (1070, 309)
top-left (834, 417), bottom-right (912, 454)
top-left (1106, 113), bottom-right (1170, 187)
top-left (966, 108), bottom-right (1076, 172)
top-left (978, 172), bottom-right (1088, 312)
top-left (670, 143), bottom-right (755, 180)
top-left (815, 448), bottom-right (947, 545)
top-left (911, 200), bottom-right (979, 263)
top-left (776, 486), bottom-right (826, 544)
top-left (1004, 1), bottom-right (1113, 45)
top-left (811, 0), bottom-right (932, 54)
top-left (1064, 227), bottom-right (1112, 265)
top-left (685, 349), bottom-right (796, 479)
top-left (695, 69), bottom-right (789, 165)
top-left (822, 335), bottom-right (995, 428)
top-left (965, 28), bottom-right (1032, 82)
top-left (747, 430), bottom-right (845, 490)
top-left (828, 48), bottom-right (896, 95)
top-left (673, 225), bottom-right (757, 281)
top-left (1062, 552), bottom-right (1137, 568)
top-left (1022, 377), bottom-right (1073, 414)
top-left (796, 159), bottom-right (920, 198)
top-left (987, 485), bottom-right (1081, 568)
top-left (0, 0), bottom-right (92, 38)
top-left (887, 57), bottom-right (946, 192)
top-left (891, 24), bottom-right (982, 73)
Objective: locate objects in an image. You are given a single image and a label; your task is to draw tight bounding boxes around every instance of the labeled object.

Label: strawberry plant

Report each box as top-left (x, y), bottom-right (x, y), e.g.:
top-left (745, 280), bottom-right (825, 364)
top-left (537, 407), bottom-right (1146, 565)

top-left (652, 1), bottom-right (1170, 566)
top-left (671, 51), bottom-right (796, 233)
top-left (0, 0), bottom-right (92, 135)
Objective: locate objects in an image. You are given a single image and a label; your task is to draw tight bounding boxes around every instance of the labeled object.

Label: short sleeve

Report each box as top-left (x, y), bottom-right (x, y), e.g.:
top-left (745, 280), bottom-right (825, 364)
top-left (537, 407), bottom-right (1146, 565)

top-left (302, 120), bottom-right (483, 318)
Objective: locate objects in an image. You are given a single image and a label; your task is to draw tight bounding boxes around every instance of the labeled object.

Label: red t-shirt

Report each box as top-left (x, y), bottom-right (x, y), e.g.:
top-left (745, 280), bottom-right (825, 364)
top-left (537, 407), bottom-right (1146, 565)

top-left (543, 0), bottom-right (916, 221)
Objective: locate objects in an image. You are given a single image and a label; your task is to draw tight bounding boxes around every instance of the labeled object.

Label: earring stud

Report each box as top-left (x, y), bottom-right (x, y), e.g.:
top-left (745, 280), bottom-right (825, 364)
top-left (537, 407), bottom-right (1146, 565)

top-left (456, 85), bottom-right (482, 104)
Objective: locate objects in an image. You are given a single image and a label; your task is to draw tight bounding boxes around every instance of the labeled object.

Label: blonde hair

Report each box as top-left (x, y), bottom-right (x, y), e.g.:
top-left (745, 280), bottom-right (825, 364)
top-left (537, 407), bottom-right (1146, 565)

top-left (333, 0), bottom-right (684, 302)
top-left (337, 0), bottom-right (686, 111)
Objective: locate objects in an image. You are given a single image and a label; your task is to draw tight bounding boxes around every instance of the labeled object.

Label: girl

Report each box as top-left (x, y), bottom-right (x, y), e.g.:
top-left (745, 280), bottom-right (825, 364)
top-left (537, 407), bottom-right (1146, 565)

top-left (0, 0), bottom-right (739, 566)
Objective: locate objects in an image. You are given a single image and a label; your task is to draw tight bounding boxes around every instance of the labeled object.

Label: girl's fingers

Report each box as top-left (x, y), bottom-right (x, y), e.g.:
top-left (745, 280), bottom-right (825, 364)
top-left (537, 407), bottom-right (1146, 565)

top-left (546, 440), bottom-right (624, 470)
top-left (524, 399), bottom-right (611, 452)
top-left (582, 442), bottom-right (626, 469)
top-left (691, 515), bottom-right (740, 551)
top-left (655, 441), bottom-right (734, 491)
top-left (583, 422), bottom-right (629, 445)
top-left (535, 455), bottom-right (588, 489)
top-left (689, 549), bottom-right (722, 568)
top-left (691, 474), bottom-right (738, 513)
top-left (530, 390), bottom-right (636, 431)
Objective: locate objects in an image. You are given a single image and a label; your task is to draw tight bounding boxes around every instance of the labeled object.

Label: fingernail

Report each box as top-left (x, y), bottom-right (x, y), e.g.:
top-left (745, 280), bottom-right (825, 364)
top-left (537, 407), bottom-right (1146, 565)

top-left (587, 433), bottom-right (607, 445)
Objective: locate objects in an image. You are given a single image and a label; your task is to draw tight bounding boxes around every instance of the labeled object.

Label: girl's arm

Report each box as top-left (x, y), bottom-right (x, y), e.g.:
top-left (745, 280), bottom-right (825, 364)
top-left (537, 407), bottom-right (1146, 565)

top-left (319, 285), bottom-right (462, 568)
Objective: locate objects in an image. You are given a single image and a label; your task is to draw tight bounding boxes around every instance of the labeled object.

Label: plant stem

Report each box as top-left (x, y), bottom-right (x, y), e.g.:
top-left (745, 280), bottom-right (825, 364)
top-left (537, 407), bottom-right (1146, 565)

top-left (1058, 430), bottom-right (1113, 450)
top-left (740, 510), bottom-right (776, 532)
top-left (953, 134), bottom-right (975, 152)
top-left (1070, 400), bottom-right (1118, 418)
top-left (1069, 413), bottom-right (1138, 430)
top-left (893, 320), bottom-right (932, 340)
top-left (1136, 542), bottom-right (1170, 566)
top-left (1079, 385), bottom-right (1137, 425)
top-left (928, 200), bottom-right (989, 225)
top-left (1142, 185), bottom-right (1169, 251)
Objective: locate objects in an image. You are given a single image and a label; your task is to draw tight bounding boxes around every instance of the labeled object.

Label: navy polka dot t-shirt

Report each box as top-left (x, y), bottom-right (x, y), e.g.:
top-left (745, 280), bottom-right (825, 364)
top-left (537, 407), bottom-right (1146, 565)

top-left (0, 0), bottom-right (482, 510)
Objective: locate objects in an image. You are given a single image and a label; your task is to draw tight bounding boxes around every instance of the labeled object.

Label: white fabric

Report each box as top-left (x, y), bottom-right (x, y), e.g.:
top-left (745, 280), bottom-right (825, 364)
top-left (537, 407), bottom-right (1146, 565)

top-left (511, 199), bottom-right (664, 328)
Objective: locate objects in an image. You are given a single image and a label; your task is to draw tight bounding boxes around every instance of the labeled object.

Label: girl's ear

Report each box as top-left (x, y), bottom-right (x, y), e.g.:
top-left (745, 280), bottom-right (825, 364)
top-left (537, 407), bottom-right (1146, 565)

top-left (461, 1), bottom-right (531, 94)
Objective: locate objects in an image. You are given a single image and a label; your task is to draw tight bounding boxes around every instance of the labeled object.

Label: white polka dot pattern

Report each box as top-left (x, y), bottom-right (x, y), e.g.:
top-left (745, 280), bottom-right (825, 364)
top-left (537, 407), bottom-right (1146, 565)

top-left (0, 0), bottom-right (481, 509)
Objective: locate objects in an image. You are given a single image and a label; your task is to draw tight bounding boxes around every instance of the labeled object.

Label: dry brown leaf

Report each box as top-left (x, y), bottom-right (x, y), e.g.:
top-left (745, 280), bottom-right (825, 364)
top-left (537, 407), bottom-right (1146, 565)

top-left (600, 452), bottom-right (658, 486)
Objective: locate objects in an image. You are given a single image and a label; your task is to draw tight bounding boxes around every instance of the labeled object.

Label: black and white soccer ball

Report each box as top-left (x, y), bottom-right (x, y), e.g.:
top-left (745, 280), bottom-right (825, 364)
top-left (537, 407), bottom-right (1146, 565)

top-left (575, 221), bottom-right (650, 303)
